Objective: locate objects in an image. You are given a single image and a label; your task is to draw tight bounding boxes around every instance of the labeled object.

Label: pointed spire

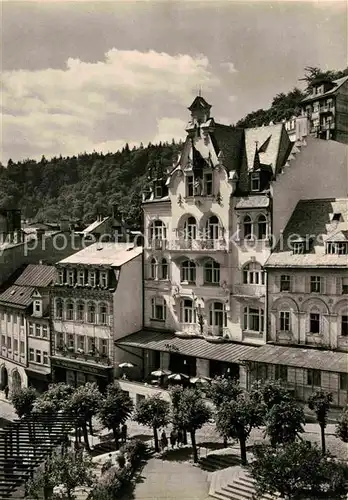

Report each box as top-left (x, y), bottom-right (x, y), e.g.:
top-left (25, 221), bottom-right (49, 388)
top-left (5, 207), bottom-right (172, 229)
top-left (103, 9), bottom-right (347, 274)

top-left (253, 143), bottom-right (261, 170)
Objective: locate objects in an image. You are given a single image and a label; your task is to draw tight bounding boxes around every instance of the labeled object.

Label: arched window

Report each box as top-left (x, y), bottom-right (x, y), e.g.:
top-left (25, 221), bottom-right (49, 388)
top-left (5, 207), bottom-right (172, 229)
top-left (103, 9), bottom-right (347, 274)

top-left (205, 215), bottom-right (220, 240)
top-left (150, 258), bottom-right (157, 280)
top-left (66, 301), bottom-right (74, 321)
top-left (77, 302), bottom-right (85, 321)
top-left (149, 220), bottom-right (166, 241)
top-left (180, 299), bottom-right (196, 324)
top-left (204, 260), bottom-right (220, 284)
top-left (160, 258), bottom-right (168, 280)
top-left (181, 260), bottom-right (196, 283)
top-left (184, 216), bottom-right (197, 240)
top-left (87, 302), bottom-right (96, 323)
top-left (99, 303), bottom-right (108, 325)
top-left (55, 299), bottom-right (63, 319)
top-left (208, 302), bottom-right (227, 334)
top-left (243, 215), bottom-right (252, 239)
top-left (257, 214), bottom-right (267, 240)
top-left (243, 306), bottom-right (264, 333)
top-left (243, 262), bottom-right (265, 285)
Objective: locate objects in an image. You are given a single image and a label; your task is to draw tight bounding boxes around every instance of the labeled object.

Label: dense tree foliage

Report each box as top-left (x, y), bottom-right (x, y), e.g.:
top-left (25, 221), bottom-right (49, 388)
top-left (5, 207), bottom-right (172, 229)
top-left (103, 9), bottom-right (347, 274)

top-left (10, 386), bottom-right (38, 418)
top-left (336, 407), bottom-right (348, 443)
top-left (134, 394), bottom-right (170, 452)
top-left (0, 142), bottom-right (181, 229)
top-left (250, 441), bottom-right (348, 499)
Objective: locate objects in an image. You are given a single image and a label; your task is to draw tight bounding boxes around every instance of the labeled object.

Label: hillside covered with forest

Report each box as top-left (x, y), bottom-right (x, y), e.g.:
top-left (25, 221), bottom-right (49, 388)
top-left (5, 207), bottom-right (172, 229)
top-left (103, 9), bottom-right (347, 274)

top-left (0, 66), bottom-right (346, 228)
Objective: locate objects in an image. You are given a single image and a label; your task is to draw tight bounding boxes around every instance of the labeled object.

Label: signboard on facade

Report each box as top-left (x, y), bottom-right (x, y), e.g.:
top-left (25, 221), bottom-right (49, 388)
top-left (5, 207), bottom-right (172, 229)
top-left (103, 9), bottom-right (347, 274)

top-left (51, 357), bottom-right (111, 377)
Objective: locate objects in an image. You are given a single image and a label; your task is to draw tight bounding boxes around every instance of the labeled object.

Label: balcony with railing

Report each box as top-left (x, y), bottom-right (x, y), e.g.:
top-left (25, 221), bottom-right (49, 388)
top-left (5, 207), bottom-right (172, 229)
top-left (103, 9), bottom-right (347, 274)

top-left (170, 239), bottom-right (227, 251)
top-left (232, 284), bottom-right (266, 301)
top-left (177, 323), bottom-right (230, 340)
top-left (53, 344), bottom-right (112, 366)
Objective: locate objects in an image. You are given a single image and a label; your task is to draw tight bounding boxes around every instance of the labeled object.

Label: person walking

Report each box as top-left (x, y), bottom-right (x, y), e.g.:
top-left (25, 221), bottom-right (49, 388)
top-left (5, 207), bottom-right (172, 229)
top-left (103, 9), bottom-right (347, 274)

top-left (160, 430), bottom-right (168, 451)
top-left (121, 423), bottom-right (127, 444)
top-left (170, 429), bottom-right (177, 449)
top-left (4, 385), bottom-right (9, 400)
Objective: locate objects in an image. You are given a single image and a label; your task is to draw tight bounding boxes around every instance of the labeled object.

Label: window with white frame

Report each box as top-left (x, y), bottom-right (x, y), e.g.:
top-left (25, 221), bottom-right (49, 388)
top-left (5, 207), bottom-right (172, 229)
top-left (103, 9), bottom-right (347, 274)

top-left (181, 260), bottom-right (196, 283)
top-left (29, 348), bottom-right (34, 361)
top-left (88, 271), bottom-right (96, 287)
top-left (150, 258), bottom-right (157, 280)
top-left (309, 313), bottom-right (320, 334)
top-left (243, 215), bottom-right (252, 239)
top-left (56, 332), bottom-right (64, 349)
top-left (186, 175), bottom-right (194, 197)
top-left (13, 339), bottom-right (18, 353)
top-left (100, 271), bottom-right (108, 288)
top-left (57, 269), bottom-right (64, 285)
top-left (310, 276), bottom-right (322, 293)
top-left (208, 302), bottom-right (227, 334)
top-left (205, 215), bottom-right (220, 240)
top-left (29, 323), bottom-right (34, 336)
top-left (292, 242), bottom-right (305, 254)
top-left (99, 303), bottom-right (108, 325)
top-left (203, 173), bottom-right (213, 195)
top-left (280, 275), bottom-right (291, 292)
top-left (100, 339), bottom-right (108, 355)
top-left (243, 262), bottom-right (265, 285)
top-left (20, 341), bottom-right (24, 354)
top-left (160, 258), bottom-right (168, 280)
top-left (88, 337), bottom-right (96, 353)
top-left (184, 216), bottom-right (197, 240)
top-left (180, 299), bottom-right (196, 324)
top-left (42, 325), bottom-right (48, 338)
top-left (1, 334), bottom-right (5, 346)
top-left (87, 302), bottom-right (96, 323)
top-left (67, 269), bottom-right (74, 286)
top-left (77, 302), bottom-right (85, 321)
top-left (151, 297), bottom-right (166, 321)
top-left (279, 311), bottom-right (291, 332)
top-left (67, 333), bottom-right (74, 349)
top-left (341, 315), bottom-right (348, 337)
top-left (55, 299), bottom-right (63, 319)
top-left (149, 220), bottom-right (167, 241)
top-left (7, 337), bottom-right (11, 349)
top-left (77, 270), bottom-right (85, 286)
top-left (35, 324), bottom-right (41, 337)
top-left (43, 351), bottom-right (49, 365)
top-left (326, 242), bottom-right (348, 255)
top-left (243, 306), bottom-right (264, 333)
top-left (342, 277), bottom-right (348, 294)
top-left (34, 300), bottom-right (42, 315)
top-left (204, 259), bottom-right (220, 284)
top-left (251, 173), bottom-right (260, 192)
top-left (77, 335), bottom-right (85, 351)
top-left (257, 214), bottom-right (267, 240)
top-left (154, 182), bottom-right (163, 199)
top-left (66, 301), bottom-right (74, 321)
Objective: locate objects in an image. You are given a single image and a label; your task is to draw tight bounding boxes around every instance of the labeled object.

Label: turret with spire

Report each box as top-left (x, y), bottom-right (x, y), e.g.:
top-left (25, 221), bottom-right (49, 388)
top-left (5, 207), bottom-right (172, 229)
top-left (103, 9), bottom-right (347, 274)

top-left (188, 94), bottom-right (212, 127)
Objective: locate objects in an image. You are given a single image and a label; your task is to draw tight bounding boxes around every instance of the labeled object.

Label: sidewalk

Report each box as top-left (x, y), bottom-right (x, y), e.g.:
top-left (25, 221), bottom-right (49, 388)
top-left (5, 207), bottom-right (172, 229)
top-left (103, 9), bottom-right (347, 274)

top-left (0, 392), bottom-right (17, 422)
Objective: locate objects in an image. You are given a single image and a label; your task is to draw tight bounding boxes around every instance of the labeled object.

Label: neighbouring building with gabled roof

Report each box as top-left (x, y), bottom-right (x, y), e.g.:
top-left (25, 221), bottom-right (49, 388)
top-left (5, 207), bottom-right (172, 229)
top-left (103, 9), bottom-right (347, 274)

top-left (240, 198), bottom-right (348, 407)
top-left (115, 96), bottom-right (347, 404)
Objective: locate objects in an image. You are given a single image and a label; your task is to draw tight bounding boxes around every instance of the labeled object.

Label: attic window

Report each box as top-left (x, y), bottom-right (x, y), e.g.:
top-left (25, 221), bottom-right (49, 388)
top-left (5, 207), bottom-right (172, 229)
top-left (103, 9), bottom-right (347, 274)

top-left (332, 213), bottom-right (342, 222)
top-left (326, 242), bottom-right (348, 255)
top-left (251, 173), bottom-right (260, 192)
top-left (154, 183), bottom-right (163, 199)
top-left (292, 242), bottom-right (305, 255)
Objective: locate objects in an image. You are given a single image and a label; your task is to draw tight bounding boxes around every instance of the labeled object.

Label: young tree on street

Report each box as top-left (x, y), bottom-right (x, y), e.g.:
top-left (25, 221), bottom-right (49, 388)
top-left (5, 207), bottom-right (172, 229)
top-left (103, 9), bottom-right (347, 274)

top-left (308, 389), bottom-right (333, 454)
top-left (249, 441), bottom-right (348, 499)
top-left (64, 383), bottom-right (101, 452)
top-left (134, 394), bottom-right (170, 452)
top-left (335, 406), bottom-right (348, 443)
top-left (172, 388), bottom-right (212, 463)
top-left (11, 386), bottom-right (38, 418)
top-left (98, 382), bottom-right (134, 449)
top-left (264, 400), bottom-right (305, 447)
top-left (215, 390), bottom-right (265, 465)
top-left (254, 379), bottom-right (293, 411)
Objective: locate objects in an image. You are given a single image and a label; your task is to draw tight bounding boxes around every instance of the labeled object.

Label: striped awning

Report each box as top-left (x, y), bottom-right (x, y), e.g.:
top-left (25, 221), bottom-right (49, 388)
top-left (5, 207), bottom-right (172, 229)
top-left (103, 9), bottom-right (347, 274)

top-left (116, 330), bottom-right (259, 364)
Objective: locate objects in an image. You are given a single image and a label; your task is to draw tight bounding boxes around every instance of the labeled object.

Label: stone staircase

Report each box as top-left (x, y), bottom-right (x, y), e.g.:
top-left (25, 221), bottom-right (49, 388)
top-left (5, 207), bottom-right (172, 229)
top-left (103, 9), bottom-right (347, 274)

top-left (209, 465), bottom-right (280, 500)
top-left (199, 452), bottom-right (241, 472)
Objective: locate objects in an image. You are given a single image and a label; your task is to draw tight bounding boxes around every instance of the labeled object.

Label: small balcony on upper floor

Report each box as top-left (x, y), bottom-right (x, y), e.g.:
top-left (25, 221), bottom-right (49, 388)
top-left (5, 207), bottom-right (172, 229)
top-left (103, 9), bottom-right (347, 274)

top-left (170, 238), bottom-right (227, 252)
top-left (232, 284), bottom-right (266, 302)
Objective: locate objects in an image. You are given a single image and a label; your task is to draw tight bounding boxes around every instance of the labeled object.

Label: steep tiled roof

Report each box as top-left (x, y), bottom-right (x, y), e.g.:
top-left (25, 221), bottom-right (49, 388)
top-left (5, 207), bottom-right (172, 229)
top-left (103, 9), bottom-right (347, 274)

top-left (266, 198), bottom-right (348, 268)
top-left (301, 76), bottom-right (348, 103)
top-left (82, 217), bottom-right (110, 234)
top-left (244, 124), bottom-right (288, 173)
top-left (213, 124), bottom-right (244, 172)
top-left (0, 285), bottom-right (35, 307)
top-left (15, 264), bottom-right (56, 287)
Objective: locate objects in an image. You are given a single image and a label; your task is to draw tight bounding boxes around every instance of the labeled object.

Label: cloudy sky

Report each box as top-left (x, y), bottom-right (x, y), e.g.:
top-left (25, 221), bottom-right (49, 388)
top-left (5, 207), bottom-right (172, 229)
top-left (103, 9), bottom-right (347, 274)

top-left (1, 0), bottom-right (347, 163)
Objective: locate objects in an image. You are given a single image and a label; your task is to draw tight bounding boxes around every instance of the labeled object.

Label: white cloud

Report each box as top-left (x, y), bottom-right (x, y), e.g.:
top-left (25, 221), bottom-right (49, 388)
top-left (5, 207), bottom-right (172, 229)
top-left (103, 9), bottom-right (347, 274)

top-left (221, 62), bottom-right (238, 74)
top-left (1, 49), bottom-right (220, 162)
top-left (228, 95), bottom-right (237, 103)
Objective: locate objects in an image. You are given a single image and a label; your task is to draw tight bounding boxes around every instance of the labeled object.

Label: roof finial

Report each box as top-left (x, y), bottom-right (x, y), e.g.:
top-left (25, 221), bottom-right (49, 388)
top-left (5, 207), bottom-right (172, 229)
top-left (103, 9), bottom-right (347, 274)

top-left (198, 86), bottom-right (202, 97)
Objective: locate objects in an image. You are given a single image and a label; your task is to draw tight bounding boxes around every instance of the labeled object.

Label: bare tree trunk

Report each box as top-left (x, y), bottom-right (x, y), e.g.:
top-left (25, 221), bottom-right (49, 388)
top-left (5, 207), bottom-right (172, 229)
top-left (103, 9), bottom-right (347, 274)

top-left (82, 423), bottom-right (91, 452)
top-left (320, 423), bottom-right (326, 455)
top-left (239, 435), bottom-right (247, 465)
top-left (153, 427), bottom-right (159, 452)
top-left (223, 437), bottom-right (227, 448)
top-left (190, 430), bottom-right (198, 463)
top-left (89, 417), bottom-right (93, 436)
top-left (112, 426), bottom-right (120, 450)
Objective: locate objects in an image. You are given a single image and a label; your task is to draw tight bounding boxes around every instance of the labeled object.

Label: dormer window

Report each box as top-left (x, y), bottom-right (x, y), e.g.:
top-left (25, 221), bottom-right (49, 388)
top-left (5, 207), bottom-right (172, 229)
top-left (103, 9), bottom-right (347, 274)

top-left (203, 173), bottom-right (213, 195)
top-left (251, 173), bottom-right (260, 192)
top-left (332, 213), bottom-right (342, 222)
top-left (67, 270), bottom-right (74, 286)
top-left (57, 269), bottom-right (64, 285)
top-left (100, 271), bottom-right (108, 288)
top-left (326, 242), bottom-right (348, 255)
top-left (33, 299), bottom-right (42, 317)
top-left (77, 270), bottom-right (85, 286)
top-left (293, 242), bottom-right (305, 254)
top-left (88, 271), bottom-right (96, 287)
top-left (154, 183), bottom-right (163, 199)
top-left (186, 175), bottom-right (194, 197)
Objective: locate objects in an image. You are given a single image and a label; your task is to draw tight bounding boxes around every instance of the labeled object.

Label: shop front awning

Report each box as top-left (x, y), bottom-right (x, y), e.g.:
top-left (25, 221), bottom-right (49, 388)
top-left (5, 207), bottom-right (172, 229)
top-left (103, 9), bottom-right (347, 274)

top-left (239, 344), bottom-right (348, 373)
top-left (116, 330), bottom-right (259, 364)
top-left (25, 368), bottom-right (50, 381)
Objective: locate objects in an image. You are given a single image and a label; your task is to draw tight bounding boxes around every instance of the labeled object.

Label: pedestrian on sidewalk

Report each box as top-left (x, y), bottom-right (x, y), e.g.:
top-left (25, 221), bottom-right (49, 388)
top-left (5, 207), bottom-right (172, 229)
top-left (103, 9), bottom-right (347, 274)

top-left (160, 430), bottom-right (168, 451)
top-left (121, 423), bottom-right (127, 444)
top-left (4, 385), bottom-right (9, 399)
top-left (177, 428), bottom-right (183, 447)
top-left (170, 429), bottom-right (177, 449)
